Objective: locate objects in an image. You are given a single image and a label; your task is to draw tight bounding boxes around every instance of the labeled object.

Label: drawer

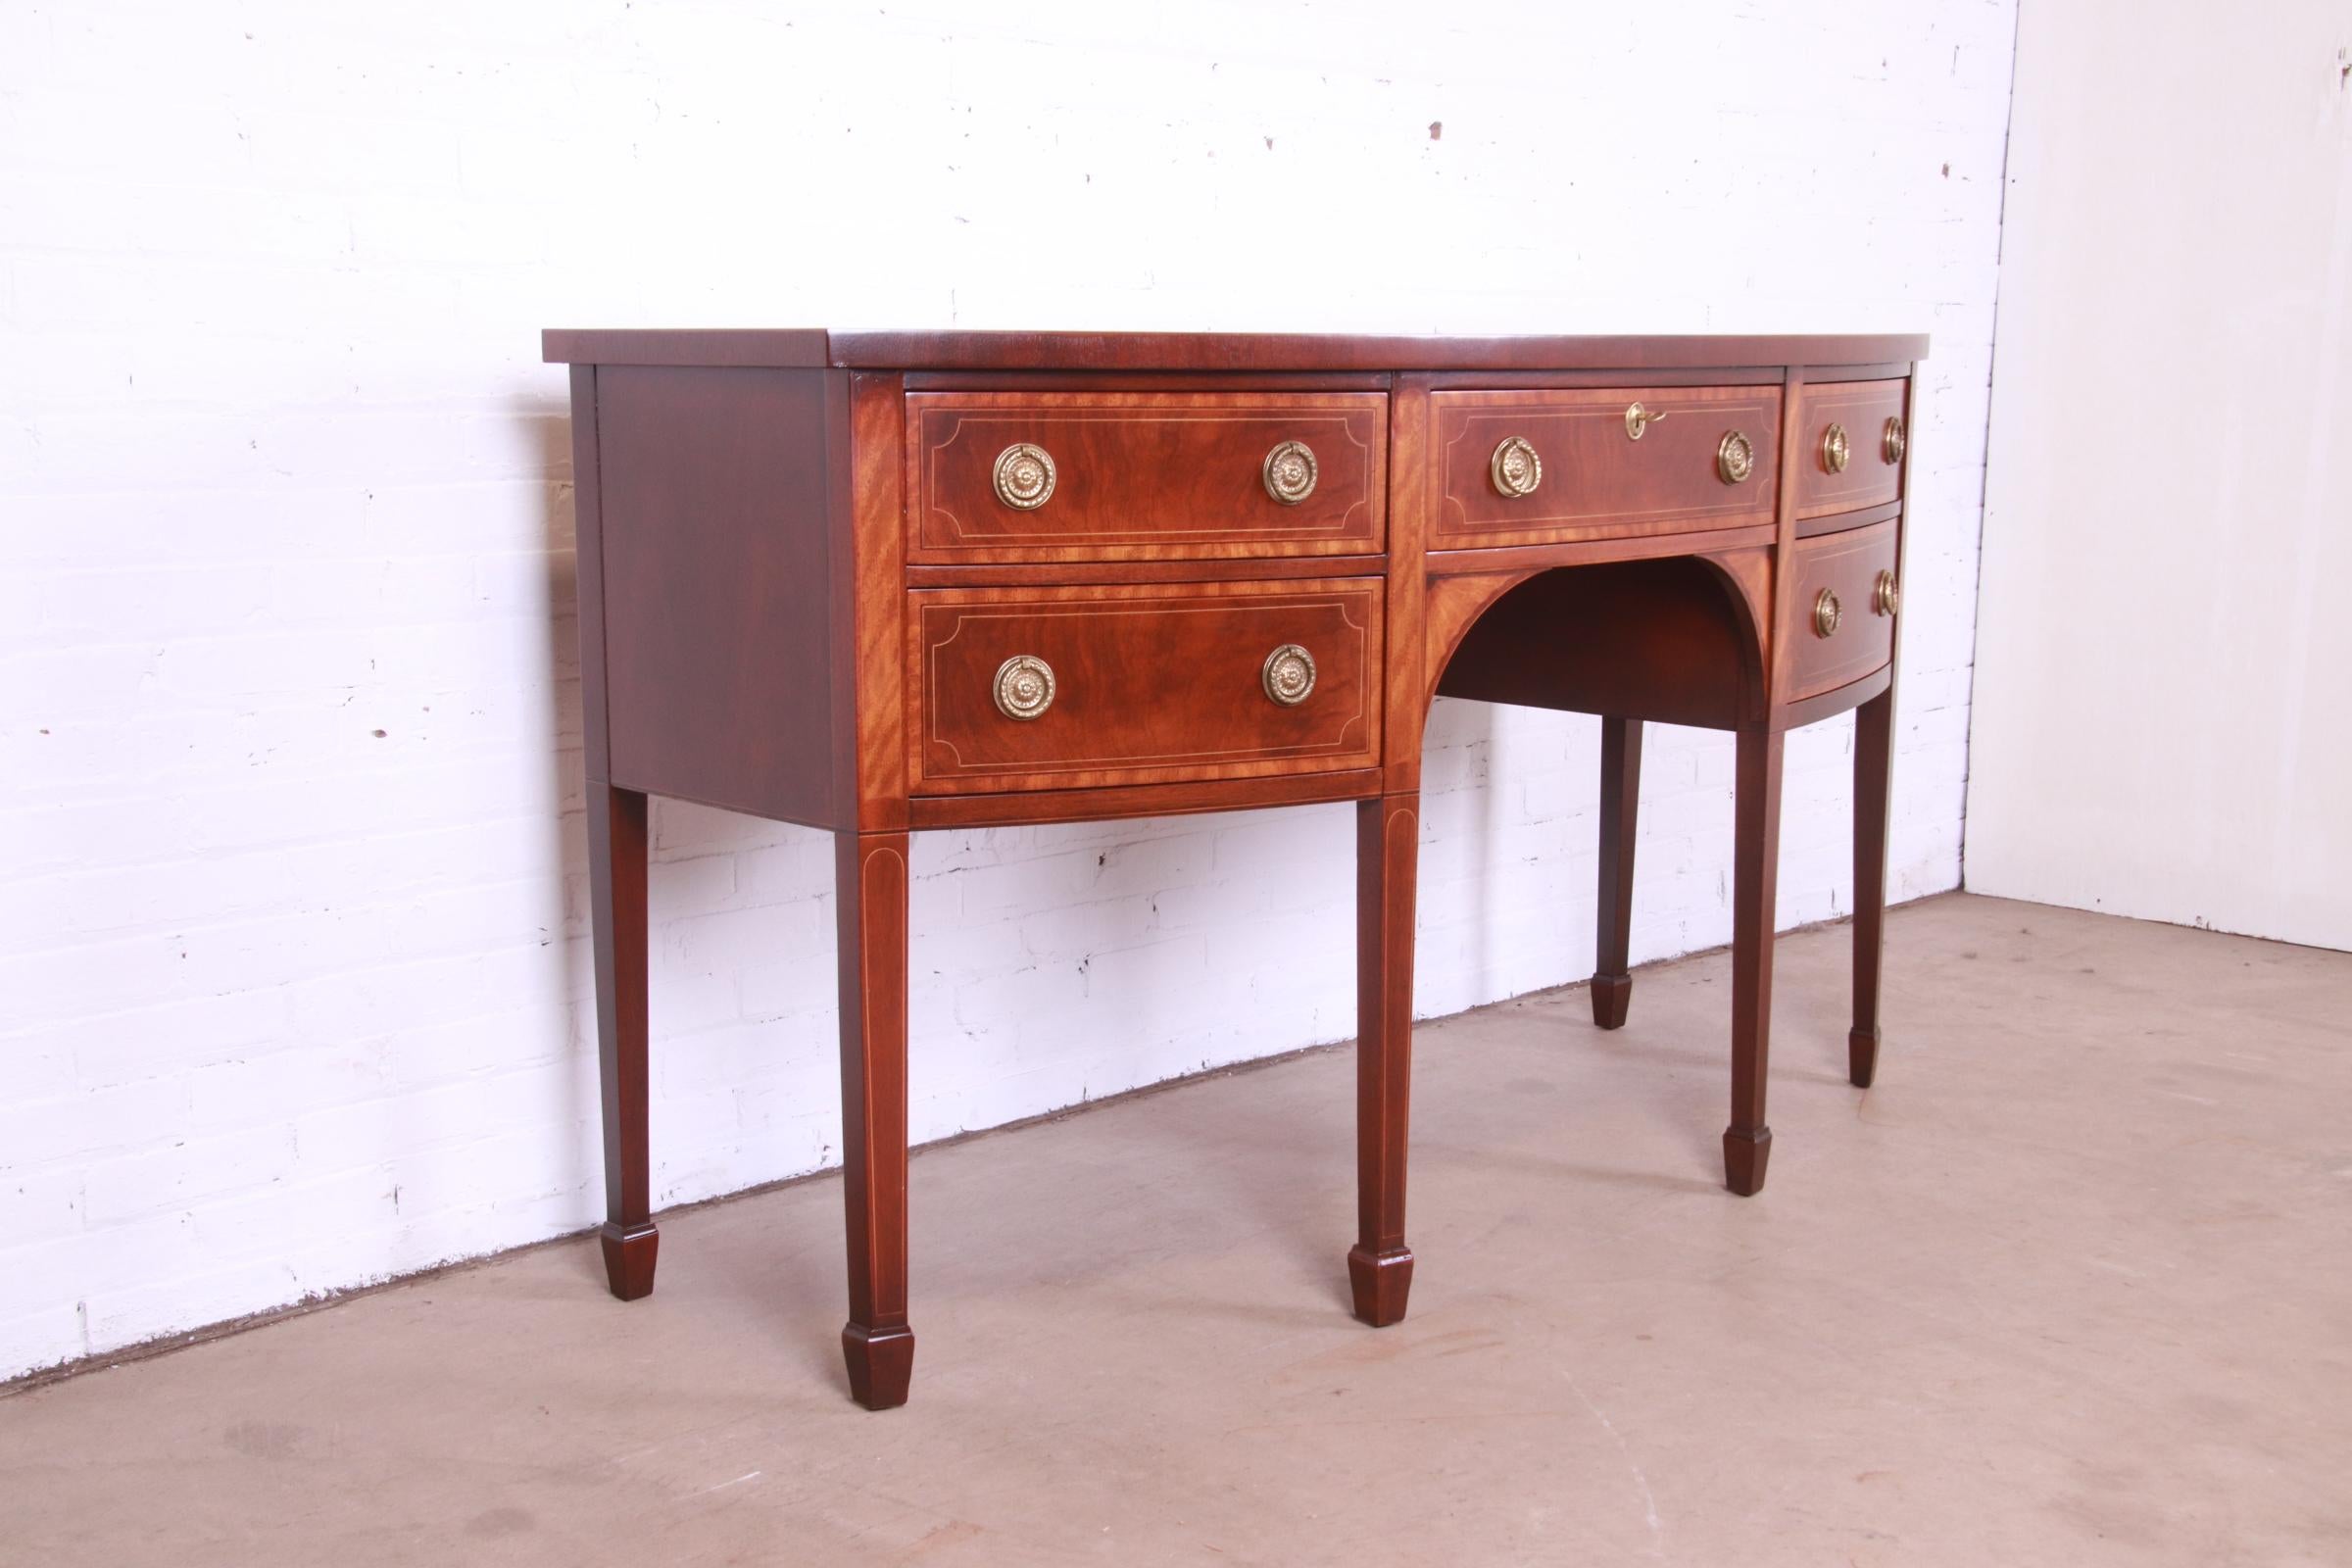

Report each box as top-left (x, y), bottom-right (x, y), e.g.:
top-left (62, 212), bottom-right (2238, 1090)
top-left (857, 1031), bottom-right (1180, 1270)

top-left (1794, 380), bottom-right (1907, 519)
top-left (906, 391), bottom-right (1387, 562)
top-left (1430, 386), bottom-right (1781, 547)
top-left (910, 578), bottom-right (1383, 792)
top-left (1785, 519), bottom-right (1899, 700)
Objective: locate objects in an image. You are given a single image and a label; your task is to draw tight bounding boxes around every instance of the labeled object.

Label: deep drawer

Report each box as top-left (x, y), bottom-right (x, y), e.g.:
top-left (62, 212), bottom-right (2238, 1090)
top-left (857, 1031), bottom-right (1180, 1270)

top-left (1794, 379), bottom-right (1907, 520)
top-left (1785, 519), bottom-right (1899, 700)
top-left (906, 391), bottom-right (1387, 562)
top-left (1430, 385), bottom-right (1781, 547)
top-left (909, 578), bottom-right (1383, 792)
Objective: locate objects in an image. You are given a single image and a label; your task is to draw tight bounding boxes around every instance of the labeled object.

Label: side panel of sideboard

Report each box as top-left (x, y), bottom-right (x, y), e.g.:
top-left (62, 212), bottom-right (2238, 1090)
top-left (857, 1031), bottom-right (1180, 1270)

top-left (589, 366), bottom-right (846, 828)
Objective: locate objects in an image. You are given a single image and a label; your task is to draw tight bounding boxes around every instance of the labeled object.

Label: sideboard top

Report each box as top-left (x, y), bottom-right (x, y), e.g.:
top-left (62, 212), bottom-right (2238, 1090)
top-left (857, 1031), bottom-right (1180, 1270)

top-left (541, 328), bottom-right (1929, 373)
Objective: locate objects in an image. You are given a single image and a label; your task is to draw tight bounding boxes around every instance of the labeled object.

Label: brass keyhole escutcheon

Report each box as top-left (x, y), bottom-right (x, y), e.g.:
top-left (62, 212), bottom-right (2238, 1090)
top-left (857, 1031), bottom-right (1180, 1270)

top-left (1821, 422), bottom-right (1850, 474)
top-left (1883, 416), bottom-right (1907, 466)
top-left (992, 654), bottom-right (1055, 720)
top-left (1490, 436), bottom-right (1543, 498)
top-left (992, 443), bottom-right (1056, 510)
top-left (1261, 440), bottom-right (1319, 506)
top-left (1625, 401), bottom-right (1670, 440)
top-left (1717, 429), bottom-right (1755, 485)
top-left (1874, 569), bottom-right (1900, 617)
top-left (1813, 588), bottom-right (1843, 639)
top-left (1261, 644), bottom-right (1317, 707)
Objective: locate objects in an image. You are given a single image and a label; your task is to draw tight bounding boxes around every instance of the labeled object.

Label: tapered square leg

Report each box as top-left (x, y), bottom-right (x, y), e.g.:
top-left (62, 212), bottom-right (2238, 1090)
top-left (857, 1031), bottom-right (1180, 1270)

top-left (1592, 716), bottom-right (1642, 1029)
top-left (1351, 794), bottom-right (1419, 1327)
top-left (1725, 726), bottom-right (1784, 1197)
top-left (587, 782), bottom-right (658, 1298)
top-left (836, 831), bottom-right (914, 1409)
top-left (1850, 688), bottom-right (1894, 1088)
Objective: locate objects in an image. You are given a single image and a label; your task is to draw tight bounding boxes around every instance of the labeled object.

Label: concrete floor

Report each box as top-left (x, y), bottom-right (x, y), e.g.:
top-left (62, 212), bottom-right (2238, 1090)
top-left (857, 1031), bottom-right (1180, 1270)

top-left (4, 893), bottom-right (2348, 1565)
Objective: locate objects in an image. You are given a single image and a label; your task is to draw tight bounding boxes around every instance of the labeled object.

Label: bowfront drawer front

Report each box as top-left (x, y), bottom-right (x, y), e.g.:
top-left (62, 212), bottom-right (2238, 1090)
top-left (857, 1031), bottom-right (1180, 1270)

top-left (1430, 385), bottom-right (1782, 547)
top-left (911, 578), bottom-right (1383, 792)
top-left (1785, 518), bottom-right (1899, 700)
top-left (1795, 379), bottom-right (1907, 519)
top-left (906, 391), bottom-right (1387, 562)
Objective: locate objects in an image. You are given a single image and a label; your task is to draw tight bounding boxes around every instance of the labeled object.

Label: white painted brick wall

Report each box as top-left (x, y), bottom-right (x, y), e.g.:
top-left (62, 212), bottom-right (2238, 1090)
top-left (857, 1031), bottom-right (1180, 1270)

top-left (0, 0), bottom-right (2014, 1380)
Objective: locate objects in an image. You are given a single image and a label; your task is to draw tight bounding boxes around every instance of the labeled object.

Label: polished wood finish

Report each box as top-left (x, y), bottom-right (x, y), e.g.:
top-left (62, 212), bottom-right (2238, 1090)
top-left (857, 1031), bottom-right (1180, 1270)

top-left (848, 373), bottom-right (910, 835)
top-left (545, 328), bottom-right (1926, 1408)
top-left (1592, 717), bottom-right (1642, 1030)
top-left (587, 781), bottom-right (656, 1298)
top-left (1794, 379), bottom-right (1909, 519)
top-left (906, 767), bottom-right (1384, 830)
top-left (1783, 519), bottom-right (1898, 701)
top-left (836, 830), bottom-right (914, 1409)
top-left (1427, 522), bottom-right (1777, 575)
top-left (1775, 662), bottom-right (1892, 732)
top-left (1850, 688), bottom-right (1895, 1088)
top-left (1430, 386), bottom-right (1782, 547)
top-left (906, 370), bottom-right (1395, 393)
top-left (906, 391), bottom-right (1386, 561)
top-left (1351, 793), bottom-right (1419, 1326)
top-left (1849, 371), bottom-right (1919, 1088)
top-left (1724, 725), bottom-right (1785, 1197)
top-left (570, 366), bottom-right (612, 782)
top-left (595, 367), bottom-right (842, 827)
top-left (545, 326), bottom-right (830, 368)
top-left (575, 364), bottom-right (660, 1300)
top-left (548, 328), bottom-right (1932, 372)
top-left (905, 554), bottom-right (1387, 587)
top-left (1435, 557), bottom-right (1760, 730)
top-left (908, 578), bottom-right (1383, 792)
top-left (1380, 377), bottom-right (1434, 796)
top-left (1795, 496), bottom-right (1902, 541)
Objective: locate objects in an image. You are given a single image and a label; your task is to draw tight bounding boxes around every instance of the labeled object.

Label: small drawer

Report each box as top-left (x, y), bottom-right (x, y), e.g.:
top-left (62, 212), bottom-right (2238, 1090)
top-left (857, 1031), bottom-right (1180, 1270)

top-left (910, 578), bottom-right (1382, 792)
top-left (1795, 380), bottom-right (1907, 520)
top-left (1430, 385), bottom-right (1781, 547)
top-left (906, 391), bottom-right (1387, 562)
top-left (1785, 519), bottom-right (1899, 700)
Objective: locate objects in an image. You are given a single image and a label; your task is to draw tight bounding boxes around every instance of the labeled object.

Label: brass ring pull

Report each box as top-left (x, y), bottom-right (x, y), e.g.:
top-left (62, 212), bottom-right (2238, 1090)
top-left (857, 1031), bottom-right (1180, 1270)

top-left (1813, 588), bottom-right (1843, 639)
top-left (992, 443), bottom-right (1056, 510)
top-left (1261, 440), bottom-right (1318, 506)
top-left (1821, 422), bottom-right (1850, 474)
top-left (992, 654), bottom-right (1055, 720)
top-left (1873, 569), bottom-right (1900, 617)
top-left (1625, 401), bottom-right (1670, 440)
top-left (1717, 429), bottom-right (1756, 485)
top-left (1261, 644), bottom-right (1317, 707)
top-left (1489, 436), bottom-right (1543, 498)
top-left (1883, 416), bottom-right (1907, 466)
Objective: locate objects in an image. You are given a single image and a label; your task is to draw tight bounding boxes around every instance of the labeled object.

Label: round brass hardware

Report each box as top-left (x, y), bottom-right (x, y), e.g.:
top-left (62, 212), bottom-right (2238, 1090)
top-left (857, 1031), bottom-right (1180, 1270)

top-left (1882, 416), bottom-right (1906, 466)
top-left (1717, 429), bottom-right (1756, 485)
top-left (1821, 422), bottom-right (1850, 474)
top-left (991, 443), bottom-right (1056, 511)
top-left (1813, 588), bottom-right (1843, 639)
top-left (992, 654), bottom-right (1055, 720)
top-left (1261, 440), bottom-right (1319, 506)
top-left (1625, 401), bottom-right (1671, 440)
top-left (1873, 569), bottom-right (1900, 617)
top-left (1261, 644), bottom-right (1317, 707)
top-left (1490, 436), bottom-right (1543, 498)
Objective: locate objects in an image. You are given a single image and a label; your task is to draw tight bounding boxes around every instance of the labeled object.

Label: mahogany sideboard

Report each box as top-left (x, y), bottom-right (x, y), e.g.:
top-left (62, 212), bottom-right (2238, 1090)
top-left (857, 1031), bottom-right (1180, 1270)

top-left (542, 328), bottom-right (1926, 1410)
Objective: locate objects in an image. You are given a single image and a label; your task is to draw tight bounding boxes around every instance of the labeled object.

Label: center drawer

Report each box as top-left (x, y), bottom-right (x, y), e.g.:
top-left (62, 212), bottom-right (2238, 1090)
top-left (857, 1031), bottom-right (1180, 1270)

top-left (905, 391), bottom-right (1388, 562)
top-left (1430, 385), bottom-right (1782, 547)
top-left (909, 578), bottom-right (1383, 792)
